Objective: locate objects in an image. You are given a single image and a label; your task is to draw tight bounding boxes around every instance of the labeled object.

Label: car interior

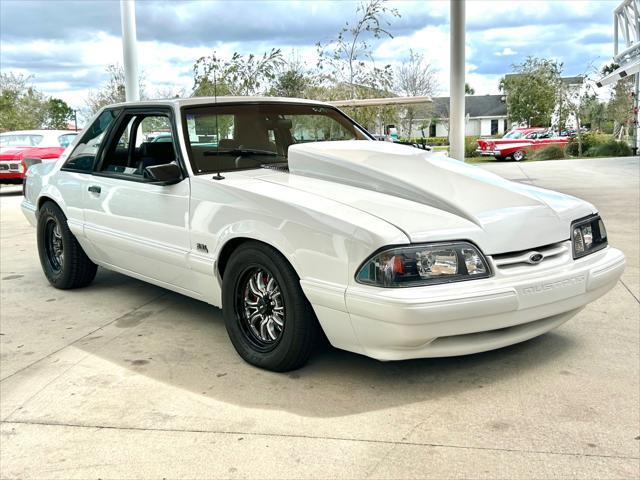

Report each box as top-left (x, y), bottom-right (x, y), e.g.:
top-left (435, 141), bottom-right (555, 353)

top-left (185, 104), bottom-right (365, 174)
top-left (101, 114), bottom-right (177, 178)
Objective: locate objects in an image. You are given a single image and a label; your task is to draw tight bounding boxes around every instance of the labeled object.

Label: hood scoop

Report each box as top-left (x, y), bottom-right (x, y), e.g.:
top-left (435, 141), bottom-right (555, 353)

top-left (287, 141), bottom-right (560, 228)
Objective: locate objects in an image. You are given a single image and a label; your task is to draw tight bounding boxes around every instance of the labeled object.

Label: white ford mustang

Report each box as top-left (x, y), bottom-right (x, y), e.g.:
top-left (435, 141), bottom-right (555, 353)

top-left (21, 97), bottom-right (626, 371)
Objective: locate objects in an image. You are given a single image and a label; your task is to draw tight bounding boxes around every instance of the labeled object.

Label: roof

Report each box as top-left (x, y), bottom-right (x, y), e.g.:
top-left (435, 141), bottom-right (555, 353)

top-left (106, 96), bottom-right (332, 109)
top-left (430, 95), bottom-right (507, 118)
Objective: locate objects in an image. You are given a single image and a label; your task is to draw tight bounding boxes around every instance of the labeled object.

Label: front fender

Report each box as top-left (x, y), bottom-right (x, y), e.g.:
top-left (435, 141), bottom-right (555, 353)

top-left (189, 175), bottom-right (408, 290)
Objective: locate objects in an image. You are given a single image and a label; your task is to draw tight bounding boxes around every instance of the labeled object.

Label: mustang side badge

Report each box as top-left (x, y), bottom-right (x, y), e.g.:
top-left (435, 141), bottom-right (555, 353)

top-left (196, 243), bottom-right (209, 253)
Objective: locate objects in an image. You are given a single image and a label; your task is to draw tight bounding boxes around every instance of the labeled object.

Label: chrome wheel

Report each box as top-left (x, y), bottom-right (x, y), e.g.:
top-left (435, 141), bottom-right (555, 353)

top-left (237, 267), bottom-right (285, 349)
top-left (45, 219), bottom-right (64, 271)
top-left (513, 150), bottom-right (525, 161)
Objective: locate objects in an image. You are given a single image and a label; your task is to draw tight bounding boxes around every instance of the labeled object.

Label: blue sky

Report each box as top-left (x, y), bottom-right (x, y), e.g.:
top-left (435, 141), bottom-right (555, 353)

top-left (0, 0), bottom-right (617, 108)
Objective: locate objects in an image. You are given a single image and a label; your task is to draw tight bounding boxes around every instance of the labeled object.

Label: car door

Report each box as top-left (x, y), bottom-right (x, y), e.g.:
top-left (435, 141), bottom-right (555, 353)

top-left (58, 109), bottom-right (121, 250)
top-left (82, 107), bottom-right (194, 290)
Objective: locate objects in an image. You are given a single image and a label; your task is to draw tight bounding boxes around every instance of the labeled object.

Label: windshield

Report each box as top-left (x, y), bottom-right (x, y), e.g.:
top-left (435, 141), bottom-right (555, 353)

top-left (502, 130), bottom-right (523, 139)
top-left (182, 103), bottom-right (369, 174)
top-left (0, 134), bottom-right (44, 147)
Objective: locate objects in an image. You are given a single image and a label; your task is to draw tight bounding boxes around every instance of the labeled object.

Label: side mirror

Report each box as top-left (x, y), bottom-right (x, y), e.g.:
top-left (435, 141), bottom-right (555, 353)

top-left (23, 158), bottom-right (42, 170)
top-left (144, 162), bottom-right (182, 185)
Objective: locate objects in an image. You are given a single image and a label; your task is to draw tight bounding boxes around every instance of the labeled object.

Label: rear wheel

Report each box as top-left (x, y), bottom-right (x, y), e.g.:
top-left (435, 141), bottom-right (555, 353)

top-left (512, 150), bottom-right (525, 162)
top-left (37, 201), bottom-right (97, 289)
top-left (222, 242), bottom-right (319, 372)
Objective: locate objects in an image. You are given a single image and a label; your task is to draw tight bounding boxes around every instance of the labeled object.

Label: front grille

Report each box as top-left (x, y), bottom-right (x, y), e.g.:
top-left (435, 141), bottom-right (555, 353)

top-left (491, 241), bottom-right (569, 270)
top-left (0, 164), bottom-right (8, 171)
top-left (9, 163), bottom-right (19, 170)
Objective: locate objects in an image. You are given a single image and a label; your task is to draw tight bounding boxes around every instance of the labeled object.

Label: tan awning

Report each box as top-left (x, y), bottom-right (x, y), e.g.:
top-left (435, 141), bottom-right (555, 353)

top-left (327, 96), bottom-right (432, 108)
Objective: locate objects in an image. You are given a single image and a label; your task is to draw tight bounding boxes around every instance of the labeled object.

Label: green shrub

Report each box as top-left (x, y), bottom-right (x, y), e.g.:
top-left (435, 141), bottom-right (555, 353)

top-left (399, 136), bottom-right (450, 146)
top-left (566, 132), bottom-right (609, 156)
top-left (465, 136), bottom-right (480, 158)
top-left (590, 140), bottom-right (632, 157)
top-left (530, 145), bottom-right (567, 160)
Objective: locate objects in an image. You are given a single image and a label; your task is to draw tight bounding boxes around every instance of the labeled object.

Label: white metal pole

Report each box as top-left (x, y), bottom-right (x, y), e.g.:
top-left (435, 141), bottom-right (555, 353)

top-left (120, 0), bottom-right (140, 102)
top-left (449, 0), bottom-right (465, 161)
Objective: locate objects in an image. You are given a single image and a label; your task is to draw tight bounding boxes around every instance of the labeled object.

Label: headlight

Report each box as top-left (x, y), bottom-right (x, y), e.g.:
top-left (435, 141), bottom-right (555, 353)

top-left (356, 241), bottom-right (491, 287)
top-left (571, 215), bottom-right (607, 259)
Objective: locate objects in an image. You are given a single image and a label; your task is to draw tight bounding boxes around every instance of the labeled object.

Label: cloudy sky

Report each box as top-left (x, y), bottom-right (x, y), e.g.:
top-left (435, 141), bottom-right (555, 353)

top-left (0, 0), bottom-right (617, 110)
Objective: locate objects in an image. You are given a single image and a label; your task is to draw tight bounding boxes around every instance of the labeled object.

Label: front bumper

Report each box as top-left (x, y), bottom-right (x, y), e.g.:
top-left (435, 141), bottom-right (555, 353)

top-left (0, 168), bottom-right (25, 183)
top-left (305, 247), bottom-right (625, 361)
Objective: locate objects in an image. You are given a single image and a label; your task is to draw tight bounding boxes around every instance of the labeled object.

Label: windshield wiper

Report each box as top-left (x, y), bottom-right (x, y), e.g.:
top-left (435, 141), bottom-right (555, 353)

top-left (203, 148), bottom-right (278, 157)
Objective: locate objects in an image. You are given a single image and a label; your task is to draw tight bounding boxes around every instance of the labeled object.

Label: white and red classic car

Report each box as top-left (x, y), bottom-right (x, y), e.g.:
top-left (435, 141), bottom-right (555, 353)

top-left (0, 130), bottom-right (78, 184)
top-left (476, 127), bottom-right (569, 161)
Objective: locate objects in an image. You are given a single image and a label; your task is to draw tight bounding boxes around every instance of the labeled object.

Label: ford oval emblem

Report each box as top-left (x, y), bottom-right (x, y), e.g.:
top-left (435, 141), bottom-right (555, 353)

top-left (527, 252), bottom-right (544, 264)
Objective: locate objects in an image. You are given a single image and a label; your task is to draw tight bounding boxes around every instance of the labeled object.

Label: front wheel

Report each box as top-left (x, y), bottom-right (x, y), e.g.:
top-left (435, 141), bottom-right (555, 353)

top-left (512, 150), bottom-right (525, 162)
top-left (37, 201), bottom-right (97, 289)
top-left (222, 242), bottom-right (319, 371)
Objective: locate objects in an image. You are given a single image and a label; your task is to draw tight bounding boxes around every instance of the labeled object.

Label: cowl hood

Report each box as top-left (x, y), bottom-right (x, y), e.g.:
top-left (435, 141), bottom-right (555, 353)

top-left (285, 141), bottom-right (594, 254)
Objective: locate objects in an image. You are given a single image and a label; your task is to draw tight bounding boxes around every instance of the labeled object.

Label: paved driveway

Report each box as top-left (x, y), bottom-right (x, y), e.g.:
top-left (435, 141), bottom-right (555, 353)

top-left (1, 157), bottom-right (638, 479)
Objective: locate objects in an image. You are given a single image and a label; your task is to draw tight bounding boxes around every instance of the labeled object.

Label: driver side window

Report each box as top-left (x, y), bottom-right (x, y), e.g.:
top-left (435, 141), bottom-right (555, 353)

top-left (63, 109), bottom-right (119, 172)
top-left (100, 113), bottom-right (176, 180)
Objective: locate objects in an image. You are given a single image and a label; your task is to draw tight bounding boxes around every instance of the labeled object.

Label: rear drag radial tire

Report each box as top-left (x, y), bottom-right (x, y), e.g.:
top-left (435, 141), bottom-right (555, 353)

top-left (222, 242), bottom-right (320, 372)
top-left (37, 201), bottom-right (97, 289)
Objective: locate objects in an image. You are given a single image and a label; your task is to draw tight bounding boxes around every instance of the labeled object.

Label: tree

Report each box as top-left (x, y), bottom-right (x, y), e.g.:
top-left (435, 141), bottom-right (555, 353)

top-left (395, 49), bottom-right (438, 137)
top-left (314, 0), bottom-right (400, 133)
top-left (465, 83), bottom-right (475, 95)
top-left (85, 64), bottom-right (145, 116)
top-left (580, 94), bottom-right (606, 132)
top-left (601, 63), bottom-right (634, 140)
top-left (267, 56), bottom-right (316, 98)
top-left (192, 49), bottom-right (284, 97)
top-left (0, 73), bottom-right (74, 132)
top-left (0, 73), bottom-right (49, 132)
top-left (153, 86), bottom-right (185, 100)
top-left (500, 57), bottom-right (562, 127)
top-left (316, 0), bottom-right (399, 99)
top-left (44, 98), bottom-right (74, 129)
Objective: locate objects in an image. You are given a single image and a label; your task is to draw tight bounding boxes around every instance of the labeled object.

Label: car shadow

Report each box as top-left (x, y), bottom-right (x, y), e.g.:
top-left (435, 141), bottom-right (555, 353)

top-left (77, 270), bottom-right (578, 419)
top-left (0, 186), bottom-right (23, 197)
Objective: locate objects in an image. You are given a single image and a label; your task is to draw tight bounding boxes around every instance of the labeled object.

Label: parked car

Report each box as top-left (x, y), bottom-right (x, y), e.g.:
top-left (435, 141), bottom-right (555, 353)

top-left (476, 127), bottom-right (569, 161)
top-left (21, 98), bottom-right (625, 371)
top-left (0, 130), bottom-right (78, 184)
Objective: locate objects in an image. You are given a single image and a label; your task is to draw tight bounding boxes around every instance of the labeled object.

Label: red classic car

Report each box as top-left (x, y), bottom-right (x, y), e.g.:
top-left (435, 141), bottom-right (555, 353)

top-left (0, 130), bottom-right (78, 184)
top-left (476, 127), bottom-right (569, 161)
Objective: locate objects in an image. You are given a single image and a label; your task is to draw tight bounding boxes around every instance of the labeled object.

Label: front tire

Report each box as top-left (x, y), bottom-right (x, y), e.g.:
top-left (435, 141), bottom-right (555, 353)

top-left (222, 242), bottom-right (319, 372)
top-left (37, 201), bottom-right (97, 289)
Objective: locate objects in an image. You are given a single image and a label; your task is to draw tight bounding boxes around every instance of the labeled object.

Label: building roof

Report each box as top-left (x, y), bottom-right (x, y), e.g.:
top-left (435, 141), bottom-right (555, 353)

top-left (429, 94), bottom-right (507, 118)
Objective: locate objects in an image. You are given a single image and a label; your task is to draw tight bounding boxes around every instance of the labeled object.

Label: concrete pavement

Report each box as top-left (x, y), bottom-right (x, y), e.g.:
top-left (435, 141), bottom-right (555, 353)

top-left (1, 157), bottom-right (638, 479)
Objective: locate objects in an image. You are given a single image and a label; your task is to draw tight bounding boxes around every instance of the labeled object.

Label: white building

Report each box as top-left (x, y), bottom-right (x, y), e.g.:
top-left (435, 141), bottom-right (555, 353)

top-left (405, 95), bottom-right (508, 138)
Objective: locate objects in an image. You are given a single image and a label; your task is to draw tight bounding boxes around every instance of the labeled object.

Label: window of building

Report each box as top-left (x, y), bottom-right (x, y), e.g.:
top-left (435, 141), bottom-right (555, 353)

top-left (491, 119), bottom-right (499, 136)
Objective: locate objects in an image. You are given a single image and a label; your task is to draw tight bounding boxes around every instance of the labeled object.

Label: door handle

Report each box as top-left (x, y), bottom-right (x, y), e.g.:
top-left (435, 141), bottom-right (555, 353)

top-left (88, 185), bottom-right (101, 194)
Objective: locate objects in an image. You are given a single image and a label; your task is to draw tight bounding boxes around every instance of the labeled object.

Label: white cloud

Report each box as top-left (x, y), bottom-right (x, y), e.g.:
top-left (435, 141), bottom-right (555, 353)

top-left (0, 0), bottom-right (616, 108)
top-left (495, 47), bottom-right (517, 57)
